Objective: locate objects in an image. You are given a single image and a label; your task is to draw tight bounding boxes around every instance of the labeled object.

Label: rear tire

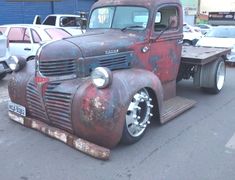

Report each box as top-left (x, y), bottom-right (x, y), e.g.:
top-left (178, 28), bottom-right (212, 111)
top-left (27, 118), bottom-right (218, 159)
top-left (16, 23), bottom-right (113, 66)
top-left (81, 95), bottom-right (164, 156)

top-left (27, 56), bottom-right (35, 61)
top-left (183, 40), bottom-right (192, 46)
top-left (121, 88), bottom-right (153, 144)
top-left (202, 58), bottom-right (225, 94)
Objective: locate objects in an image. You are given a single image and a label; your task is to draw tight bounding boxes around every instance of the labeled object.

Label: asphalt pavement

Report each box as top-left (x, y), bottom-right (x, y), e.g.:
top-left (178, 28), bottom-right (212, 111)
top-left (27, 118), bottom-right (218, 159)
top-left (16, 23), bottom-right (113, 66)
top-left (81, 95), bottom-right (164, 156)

top-left (0, 67), bottom-right (235, 180)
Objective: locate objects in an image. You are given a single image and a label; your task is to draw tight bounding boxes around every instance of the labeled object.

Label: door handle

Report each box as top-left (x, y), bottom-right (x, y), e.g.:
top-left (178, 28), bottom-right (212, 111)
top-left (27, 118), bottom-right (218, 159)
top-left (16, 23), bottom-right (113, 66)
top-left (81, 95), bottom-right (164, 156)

top-left (24, 48), bottom-right (31, 51)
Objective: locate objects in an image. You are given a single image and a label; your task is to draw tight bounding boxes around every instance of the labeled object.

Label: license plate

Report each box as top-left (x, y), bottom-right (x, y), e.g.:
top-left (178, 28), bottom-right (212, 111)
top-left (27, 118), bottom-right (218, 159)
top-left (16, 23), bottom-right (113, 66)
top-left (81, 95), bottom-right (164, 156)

top-left (8, 101), bottom-right (26, 117)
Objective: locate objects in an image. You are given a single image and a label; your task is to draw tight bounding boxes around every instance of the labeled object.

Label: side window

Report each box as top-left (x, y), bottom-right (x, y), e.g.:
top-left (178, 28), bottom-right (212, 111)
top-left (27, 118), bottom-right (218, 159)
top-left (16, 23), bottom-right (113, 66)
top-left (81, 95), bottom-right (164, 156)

top-left (31, 29), bottom-right (41, 43)
top-left (8, 27), bottom-right (30, 43)
top-left (60, 17), bottom-right (81, 27)
top-left (23, 29), bottom-right (31, 43)
top-left (154, 6), bottom-right (179, 32)
top-left (43, 16), bottom-right (56, 26)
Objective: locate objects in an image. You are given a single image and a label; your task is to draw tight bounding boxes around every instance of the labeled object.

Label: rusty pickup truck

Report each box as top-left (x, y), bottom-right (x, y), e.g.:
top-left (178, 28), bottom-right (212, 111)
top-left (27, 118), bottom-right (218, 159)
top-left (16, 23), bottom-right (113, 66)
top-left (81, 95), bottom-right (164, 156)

top-left (7, 0), bottom-right (230, 160)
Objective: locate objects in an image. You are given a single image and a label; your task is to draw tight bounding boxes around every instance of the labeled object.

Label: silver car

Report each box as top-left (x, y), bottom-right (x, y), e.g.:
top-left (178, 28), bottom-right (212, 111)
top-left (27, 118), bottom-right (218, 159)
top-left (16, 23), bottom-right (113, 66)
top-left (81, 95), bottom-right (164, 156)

top-left (0, 31), bottom-right (11, 80)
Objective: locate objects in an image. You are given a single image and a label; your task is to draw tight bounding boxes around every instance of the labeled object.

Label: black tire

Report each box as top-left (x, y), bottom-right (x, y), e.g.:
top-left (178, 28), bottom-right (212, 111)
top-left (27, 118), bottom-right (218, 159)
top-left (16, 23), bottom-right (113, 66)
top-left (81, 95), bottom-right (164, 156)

top-left (183, 40), bottom-right (192, 46)
top-left (202, 58), bottom-right (226, 94)
top-left (121, 88), bottom-right (153, 144)
top-left (26, 56), bottom-right (35, 61)
top-left (0, 72), bottom-right (7, 80)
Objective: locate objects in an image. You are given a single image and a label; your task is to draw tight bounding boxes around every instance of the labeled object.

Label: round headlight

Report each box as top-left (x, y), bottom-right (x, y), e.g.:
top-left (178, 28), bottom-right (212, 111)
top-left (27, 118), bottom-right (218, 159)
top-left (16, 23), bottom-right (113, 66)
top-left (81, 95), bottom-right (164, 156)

top-left (6, 56), bottom-right (26, 72)
top-left (91, 67), bottom-right (112, 89)
top-left (7, 56), bottom-right (19, 71)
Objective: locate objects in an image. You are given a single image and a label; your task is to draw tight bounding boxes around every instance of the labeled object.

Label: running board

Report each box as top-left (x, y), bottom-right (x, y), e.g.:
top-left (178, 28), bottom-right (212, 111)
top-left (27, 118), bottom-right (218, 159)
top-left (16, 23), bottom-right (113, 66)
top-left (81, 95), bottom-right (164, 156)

top-left (160, 96), bottom-right (196, 124)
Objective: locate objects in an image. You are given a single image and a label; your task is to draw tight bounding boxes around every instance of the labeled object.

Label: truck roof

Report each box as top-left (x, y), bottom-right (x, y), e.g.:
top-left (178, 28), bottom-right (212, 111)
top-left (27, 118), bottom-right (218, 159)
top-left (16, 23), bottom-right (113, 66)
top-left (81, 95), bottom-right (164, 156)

top-left (92, 0), bottom-right (181, 9)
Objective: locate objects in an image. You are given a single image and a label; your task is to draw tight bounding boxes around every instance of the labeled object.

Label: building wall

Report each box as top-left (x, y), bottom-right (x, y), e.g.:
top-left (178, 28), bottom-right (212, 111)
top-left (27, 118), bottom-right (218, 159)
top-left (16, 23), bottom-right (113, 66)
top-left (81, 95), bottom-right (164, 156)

top-left (0, 0), bottom-right (96, 25)
top-left (180, 0), bottom-right (198, 25)
top-left (200, 0), bottom-right (235, 14)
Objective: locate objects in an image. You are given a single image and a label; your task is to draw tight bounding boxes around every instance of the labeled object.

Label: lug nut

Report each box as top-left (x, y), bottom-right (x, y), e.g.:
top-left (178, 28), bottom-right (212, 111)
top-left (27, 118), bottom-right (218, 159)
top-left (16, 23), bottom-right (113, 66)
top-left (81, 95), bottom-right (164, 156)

top-left (148, 104), bottom-right (153, 108)
top-left (134, 122), bottom-right (139, 125)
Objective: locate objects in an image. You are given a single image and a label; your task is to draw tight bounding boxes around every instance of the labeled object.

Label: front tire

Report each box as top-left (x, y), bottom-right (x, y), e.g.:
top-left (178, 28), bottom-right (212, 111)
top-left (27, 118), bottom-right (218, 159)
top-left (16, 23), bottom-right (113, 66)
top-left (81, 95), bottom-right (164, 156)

top-left (121, 88), bottom-right (153, 144)
top-left (0, 72), bottom-right (6, 80)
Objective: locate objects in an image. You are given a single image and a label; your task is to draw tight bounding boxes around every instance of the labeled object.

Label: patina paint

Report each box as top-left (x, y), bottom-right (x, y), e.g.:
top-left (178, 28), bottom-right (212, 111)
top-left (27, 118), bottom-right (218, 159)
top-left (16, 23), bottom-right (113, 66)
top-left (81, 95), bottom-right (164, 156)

top-left (8, 0), bottom-right (181, 151)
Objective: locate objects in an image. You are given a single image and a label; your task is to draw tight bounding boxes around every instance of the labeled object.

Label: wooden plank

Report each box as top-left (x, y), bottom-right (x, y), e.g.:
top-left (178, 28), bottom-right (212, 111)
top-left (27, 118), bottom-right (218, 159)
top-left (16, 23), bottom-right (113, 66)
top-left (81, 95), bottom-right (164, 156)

top-left (160, 96), bottom-right (196, 124)
top-left (181, 46), bottom-right (230, 65)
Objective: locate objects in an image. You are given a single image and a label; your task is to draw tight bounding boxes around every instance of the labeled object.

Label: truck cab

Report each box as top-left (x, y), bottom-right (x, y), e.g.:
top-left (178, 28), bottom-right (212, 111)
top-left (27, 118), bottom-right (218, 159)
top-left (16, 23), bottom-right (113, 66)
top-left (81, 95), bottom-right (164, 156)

top-left (8, 0), bottom-right (229, 160)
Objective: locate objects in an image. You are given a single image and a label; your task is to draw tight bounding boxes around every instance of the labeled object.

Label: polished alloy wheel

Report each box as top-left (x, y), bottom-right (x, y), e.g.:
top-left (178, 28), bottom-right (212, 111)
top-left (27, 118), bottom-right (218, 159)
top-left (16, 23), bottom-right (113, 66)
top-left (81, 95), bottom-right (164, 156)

top-left (125, 88), bottom-right (153, 138)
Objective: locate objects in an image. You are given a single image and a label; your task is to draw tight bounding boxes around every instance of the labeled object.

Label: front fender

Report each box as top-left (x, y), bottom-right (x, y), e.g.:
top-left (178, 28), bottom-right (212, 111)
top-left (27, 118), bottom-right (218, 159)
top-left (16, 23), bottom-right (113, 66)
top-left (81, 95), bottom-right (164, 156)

top-left (72, 68), bottom-right (163, 148)
top-left (8, 60), bottom-right (35, 107)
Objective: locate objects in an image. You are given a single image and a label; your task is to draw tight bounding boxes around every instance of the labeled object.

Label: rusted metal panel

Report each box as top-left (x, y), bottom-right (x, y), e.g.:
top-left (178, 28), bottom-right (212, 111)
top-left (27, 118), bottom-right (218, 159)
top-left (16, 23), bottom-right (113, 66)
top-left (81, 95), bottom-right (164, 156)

top-left (92, 0), bottom-right (181, 10)
top-left (8, 67), bottom-right (164, 149)
top-left (181, 46), bottom-right (231, 65)
top-left (7, 0), bottom-right (198, 159)
top-left (9, 111), bottom-right (110, 160)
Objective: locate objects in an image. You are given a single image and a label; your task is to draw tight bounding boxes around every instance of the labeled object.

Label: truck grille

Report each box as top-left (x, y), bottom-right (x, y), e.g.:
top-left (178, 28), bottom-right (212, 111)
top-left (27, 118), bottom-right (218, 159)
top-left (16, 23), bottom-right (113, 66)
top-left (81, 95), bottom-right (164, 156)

top-left (26, 81), bottom-right (48, 122)
top-left (98, 54), bottom-right (129, 70)
top-left (45, 82), bottom-right (73, 132)
top-left (39, 59), bottom-right (77, 77)
top-left (87, 52), bottom-right (133, 73)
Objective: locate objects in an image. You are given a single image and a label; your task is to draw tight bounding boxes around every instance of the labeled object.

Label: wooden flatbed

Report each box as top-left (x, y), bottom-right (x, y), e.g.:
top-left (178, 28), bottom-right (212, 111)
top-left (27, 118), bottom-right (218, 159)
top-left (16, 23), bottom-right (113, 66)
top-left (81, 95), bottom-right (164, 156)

top-left (181, 46), bottom-right (231, 65)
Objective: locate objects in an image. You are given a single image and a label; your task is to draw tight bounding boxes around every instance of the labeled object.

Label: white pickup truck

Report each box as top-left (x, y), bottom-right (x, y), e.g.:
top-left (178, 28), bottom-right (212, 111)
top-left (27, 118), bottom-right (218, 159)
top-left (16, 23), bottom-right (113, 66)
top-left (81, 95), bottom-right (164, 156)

top-left (34, 14), bottom-right (85, 36)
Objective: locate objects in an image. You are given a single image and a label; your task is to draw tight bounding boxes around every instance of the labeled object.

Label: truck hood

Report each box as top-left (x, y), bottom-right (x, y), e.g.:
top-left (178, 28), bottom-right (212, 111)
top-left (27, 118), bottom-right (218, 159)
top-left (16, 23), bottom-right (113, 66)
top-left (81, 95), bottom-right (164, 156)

top-left (64, 29), bottom-right (147, 57)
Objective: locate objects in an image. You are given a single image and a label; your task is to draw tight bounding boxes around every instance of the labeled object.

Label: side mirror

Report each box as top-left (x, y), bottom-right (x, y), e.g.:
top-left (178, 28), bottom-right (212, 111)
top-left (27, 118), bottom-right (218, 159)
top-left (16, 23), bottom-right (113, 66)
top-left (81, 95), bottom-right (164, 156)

top-left (7, 56), bottom-right (26, 72)
top-left (168, 16), bottom-right (178, 29)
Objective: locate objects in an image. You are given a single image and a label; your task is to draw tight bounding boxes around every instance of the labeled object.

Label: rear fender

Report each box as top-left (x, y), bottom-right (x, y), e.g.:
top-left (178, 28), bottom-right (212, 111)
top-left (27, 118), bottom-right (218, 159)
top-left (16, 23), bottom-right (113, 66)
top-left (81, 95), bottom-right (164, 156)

top-left (72, 68), bottom-right (163, 148)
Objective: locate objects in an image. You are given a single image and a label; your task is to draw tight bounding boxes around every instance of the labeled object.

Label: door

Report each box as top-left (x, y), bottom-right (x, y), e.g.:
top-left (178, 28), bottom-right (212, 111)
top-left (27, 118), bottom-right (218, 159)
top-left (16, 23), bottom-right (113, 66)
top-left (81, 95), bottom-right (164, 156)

top-left (7, 27), bottom-right (34, 59)
top-left (150, 5), bottom-right (183, 82)
top-left (149, 5), bottom-right (183, 99)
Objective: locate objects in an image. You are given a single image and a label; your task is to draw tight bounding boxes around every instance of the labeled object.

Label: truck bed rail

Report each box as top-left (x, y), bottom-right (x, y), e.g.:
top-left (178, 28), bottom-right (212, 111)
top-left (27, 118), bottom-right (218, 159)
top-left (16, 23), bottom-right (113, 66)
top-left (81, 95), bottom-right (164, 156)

top-left (181, 46), bottom-right (230, 65)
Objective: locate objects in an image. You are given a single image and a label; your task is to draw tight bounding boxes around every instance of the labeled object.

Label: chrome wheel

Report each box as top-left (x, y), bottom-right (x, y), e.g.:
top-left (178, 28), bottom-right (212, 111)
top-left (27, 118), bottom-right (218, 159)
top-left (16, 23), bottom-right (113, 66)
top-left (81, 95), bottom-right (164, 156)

top-left (125, 88), bottom-right (153, 138)
top-left (216, 61), bottom-right (225, 91)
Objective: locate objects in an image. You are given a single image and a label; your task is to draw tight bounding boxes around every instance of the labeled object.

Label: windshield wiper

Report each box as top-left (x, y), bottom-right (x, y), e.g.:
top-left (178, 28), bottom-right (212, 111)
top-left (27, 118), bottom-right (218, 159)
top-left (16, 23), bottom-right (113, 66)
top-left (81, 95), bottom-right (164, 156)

top-left (121, 25), bottom-right (144, 31)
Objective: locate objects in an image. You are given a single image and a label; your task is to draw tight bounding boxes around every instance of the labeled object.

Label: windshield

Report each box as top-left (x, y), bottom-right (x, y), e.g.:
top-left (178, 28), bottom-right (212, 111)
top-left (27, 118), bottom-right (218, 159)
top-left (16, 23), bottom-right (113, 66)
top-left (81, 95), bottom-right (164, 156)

top-left (89, 6), bottom-right (149, 30)
top-left (206, 27), bottom-right (235, 38)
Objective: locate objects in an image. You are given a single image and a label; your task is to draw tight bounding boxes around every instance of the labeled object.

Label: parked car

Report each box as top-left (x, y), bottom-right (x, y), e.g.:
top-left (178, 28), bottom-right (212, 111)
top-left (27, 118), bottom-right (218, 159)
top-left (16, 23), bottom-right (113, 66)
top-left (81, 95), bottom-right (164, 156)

top-left (183, 23), bottom-right (203, 45)
top-left (0, 32), bottom-right (11, 79)
top-left (196, 26), bottom-right (235, 62)
top-left (195, 23), bottom-right (213, 35)
top-left (0, 24), bottom-right (72, 61)
top-left (33, 14), bottom-right (85, 36)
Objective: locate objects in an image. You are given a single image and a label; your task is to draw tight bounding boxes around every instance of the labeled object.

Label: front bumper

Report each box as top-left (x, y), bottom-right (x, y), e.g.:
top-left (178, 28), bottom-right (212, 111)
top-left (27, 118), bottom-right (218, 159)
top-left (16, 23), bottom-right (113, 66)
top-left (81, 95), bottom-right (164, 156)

top-left (9, 111), bottom-right (110, 160)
